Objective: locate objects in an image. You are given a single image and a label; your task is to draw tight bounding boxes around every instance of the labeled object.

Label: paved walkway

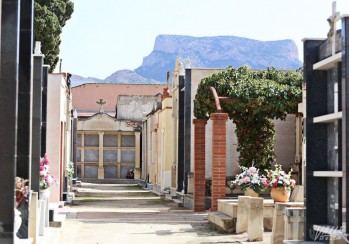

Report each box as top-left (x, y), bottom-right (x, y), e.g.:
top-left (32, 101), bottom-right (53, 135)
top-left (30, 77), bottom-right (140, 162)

top-left (38, 182), bottom-right (271, 244)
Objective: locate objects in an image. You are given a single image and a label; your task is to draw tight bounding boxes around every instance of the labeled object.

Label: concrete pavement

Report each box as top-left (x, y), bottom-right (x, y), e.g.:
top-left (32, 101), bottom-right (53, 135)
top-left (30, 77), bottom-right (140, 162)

top-left (37, 182), bottom-right (271, 244)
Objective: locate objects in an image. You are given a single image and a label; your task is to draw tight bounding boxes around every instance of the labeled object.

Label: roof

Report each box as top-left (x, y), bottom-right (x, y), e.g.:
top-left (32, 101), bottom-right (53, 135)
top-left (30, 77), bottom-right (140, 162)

top-left (72, 83), bottom-right (168, 113)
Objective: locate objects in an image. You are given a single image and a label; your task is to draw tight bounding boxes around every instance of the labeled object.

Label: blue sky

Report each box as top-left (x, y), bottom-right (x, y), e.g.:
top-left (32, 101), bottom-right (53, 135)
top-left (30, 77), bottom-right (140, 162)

top-left (58, 0), bottom-right (349, 79)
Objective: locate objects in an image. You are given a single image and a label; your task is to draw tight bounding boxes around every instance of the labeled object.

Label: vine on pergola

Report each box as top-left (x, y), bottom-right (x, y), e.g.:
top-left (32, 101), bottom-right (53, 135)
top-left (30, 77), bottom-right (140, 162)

top-left (194, 66), bottom-right (302, 171)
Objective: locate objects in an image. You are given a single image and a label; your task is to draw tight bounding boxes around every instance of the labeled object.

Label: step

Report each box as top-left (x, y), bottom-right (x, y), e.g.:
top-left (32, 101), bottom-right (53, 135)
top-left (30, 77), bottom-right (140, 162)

top-left (81, 178), bottom-right (145, 184)
top-left (172, 198), bottom-right (184, 207)
top-left (217, 199), bottom-right (237, 218)
top-left (76, 190), bottom-right (155, 198)
top-left (208, 212), bottom-right (236, 233)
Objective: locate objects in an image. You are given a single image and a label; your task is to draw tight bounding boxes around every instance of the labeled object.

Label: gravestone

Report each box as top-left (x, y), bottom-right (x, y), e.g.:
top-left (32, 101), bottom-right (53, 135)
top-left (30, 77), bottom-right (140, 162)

top-left (31, 51), bottom-right (44, 193)
top-left (303, 3), bottom-right (349, 240)
top-left (0, 1), bottom-right (21, 243)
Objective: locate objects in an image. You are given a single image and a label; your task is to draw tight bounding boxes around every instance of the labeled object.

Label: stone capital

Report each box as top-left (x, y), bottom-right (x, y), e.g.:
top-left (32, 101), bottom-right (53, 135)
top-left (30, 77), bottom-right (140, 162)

top-left (193, 119), bottom-right (208, 125)
top-left (210, 113), bottom-right (229, 121)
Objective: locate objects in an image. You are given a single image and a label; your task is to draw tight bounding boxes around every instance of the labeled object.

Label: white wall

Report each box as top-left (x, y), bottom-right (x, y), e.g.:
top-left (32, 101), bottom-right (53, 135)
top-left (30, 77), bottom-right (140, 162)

top-left (47, 73), bottom-right (69, 203)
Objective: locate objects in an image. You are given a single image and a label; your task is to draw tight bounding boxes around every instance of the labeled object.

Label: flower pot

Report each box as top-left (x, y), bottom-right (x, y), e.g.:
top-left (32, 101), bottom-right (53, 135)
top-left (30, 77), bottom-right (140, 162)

top-left (39, 188), bottom-right (50, 227)
top-left (270, 187), bottom-right (290, 202)
top-left (244, 188), bottom-right (259, 197)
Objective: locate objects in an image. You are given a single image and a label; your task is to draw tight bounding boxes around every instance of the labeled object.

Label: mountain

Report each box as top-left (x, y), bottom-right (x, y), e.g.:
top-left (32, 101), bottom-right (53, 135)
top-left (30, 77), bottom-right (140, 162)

top-left (104, 70), bottom-right (161, 84)
top-left (135, 34), bottom-right (302, 81)
top-left (71, 34), bottom-right (302, 86)
top-left (70, 75), bottom-right (103, 87)
top-left (70, 70), bottom-right (161, 87)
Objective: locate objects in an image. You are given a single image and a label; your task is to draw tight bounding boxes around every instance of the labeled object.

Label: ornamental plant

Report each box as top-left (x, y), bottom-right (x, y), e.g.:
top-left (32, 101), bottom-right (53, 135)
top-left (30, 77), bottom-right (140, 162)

top-left (15, 177), bottom-right (29, 208)
top-left (194, 66), bottom-right (302, 171)
top-left (263, 163), bottom-right (296, 191)
top-left (66, 161), bottom-right (74, 180)
top-left (40, 153), bottom-right (56, 189)
top-left (231, 165), bottom-right (266, 193)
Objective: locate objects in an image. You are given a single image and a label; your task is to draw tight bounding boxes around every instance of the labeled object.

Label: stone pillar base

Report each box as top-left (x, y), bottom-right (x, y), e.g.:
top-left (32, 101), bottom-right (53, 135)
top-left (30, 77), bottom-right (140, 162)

top-left (134, 168), bottom-right (141, 179)
top-left (98, 167), bottom-right (104, 179)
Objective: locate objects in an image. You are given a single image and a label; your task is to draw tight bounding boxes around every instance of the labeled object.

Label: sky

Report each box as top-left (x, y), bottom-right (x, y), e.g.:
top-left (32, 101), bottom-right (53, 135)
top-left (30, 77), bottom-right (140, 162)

top-left (58, 0), bottom-right (349, 79)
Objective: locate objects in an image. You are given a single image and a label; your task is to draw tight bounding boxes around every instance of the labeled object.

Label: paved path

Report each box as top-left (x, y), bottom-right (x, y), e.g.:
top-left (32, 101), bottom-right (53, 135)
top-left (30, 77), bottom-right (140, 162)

top-left (38, 182), bottom-right (271, 244)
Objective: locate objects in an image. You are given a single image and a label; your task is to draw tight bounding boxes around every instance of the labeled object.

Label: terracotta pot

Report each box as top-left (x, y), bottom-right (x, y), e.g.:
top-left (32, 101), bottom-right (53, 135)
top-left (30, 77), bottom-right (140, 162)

top-left (244, 188), bottom-right (259, 197)
top-left (270, 187), bottom-right (290, 202)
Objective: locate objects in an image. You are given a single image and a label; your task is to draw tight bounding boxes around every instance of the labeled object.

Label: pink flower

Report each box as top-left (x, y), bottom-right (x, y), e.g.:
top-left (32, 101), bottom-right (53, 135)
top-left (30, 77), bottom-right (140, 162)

top-left (243, 176), bottom-right (251, 183)
top-left (248, 166), bottom-right (257, 174)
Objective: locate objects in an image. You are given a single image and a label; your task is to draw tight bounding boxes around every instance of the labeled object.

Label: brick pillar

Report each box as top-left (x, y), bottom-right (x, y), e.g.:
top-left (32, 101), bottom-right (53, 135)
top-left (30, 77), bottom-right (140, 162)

top-left (193, 119), bottom-right (207, 212)
top-left (211, 113), bottom-right (228, 211)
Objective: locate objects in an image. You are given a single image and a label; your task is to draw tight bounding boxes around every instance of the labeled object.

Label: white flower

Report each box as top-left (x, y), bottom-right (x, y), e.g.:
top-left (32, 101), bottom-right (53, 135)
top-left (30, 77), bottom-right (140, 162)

top-left (251, 175), bottom-right (259, 184)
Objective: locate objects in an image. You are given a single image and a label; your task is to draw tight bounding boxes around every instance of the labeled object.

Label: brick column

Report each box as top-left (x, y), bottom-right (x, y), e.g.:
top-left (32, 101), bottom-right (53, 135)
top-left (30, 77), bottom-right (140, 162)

top-left (193, 119), bottom-right (207, 212)
top-left (211, 113), bottom-right (228, 211)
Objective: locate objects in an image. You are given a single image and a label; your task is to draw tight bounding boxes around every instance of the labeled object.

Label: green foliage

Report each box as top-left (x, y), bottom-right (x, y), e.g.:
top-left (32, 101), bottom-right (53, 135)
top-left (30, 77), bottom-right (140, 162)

top-left (34, 0), bottom-right (74, 72)
top-left (194, 66), bottom-right (302, 171)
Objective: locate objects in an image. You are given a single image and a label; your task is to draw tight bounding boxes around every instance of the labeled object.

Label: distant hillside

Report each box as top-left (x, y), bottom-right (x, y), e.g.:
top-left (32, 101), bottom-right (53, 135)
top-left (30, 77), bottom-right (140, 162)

top-left (135, 34), bottom-right (302, 81)
top-left (70, 75), bottom-right (103, 87)
top-left (104, 70), bottom-right (161, 84)
top-left (71, 34), bottom-right (302, 86)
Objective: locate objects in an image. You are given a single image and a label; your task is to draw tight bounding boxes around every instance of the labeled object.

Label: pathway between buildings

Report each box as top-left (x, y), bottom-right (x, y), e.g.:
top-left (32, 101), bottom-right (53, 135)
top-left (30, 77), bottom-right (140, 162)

top-left (38, 182), bottom-right (270, 244)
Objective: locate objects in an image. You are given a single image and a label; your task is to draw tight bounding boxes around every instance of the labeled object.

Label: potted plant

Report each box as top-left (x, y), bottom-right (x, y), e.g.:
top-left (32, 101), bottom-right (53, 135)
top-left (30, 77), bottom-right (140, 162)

top-left (15, 177), bottom-right (29, 238)
top-left (231, 165), bottom-right (266, 196)
top-left (263, 163), bottom-right (296, 202)
top-left (39, 153), bottom-right (56, 191)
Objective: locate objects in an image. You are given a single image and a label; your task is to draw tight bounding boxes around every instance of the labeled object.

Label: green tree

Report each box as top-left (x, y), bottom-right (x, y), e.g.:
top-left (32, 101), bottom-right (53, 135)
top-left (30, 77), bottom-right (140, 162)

top-left (34, 0), bottom-right (74, 72)
top-left (194, 66), bottom-right (302, 171)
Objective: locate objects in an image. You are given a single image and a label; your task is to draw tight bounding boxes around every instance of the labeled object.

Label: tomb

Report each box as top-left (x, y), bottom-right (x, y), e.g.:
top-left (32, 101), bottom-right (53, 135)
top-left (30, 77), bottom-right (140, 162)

top-left (303, 2), bottom-right (349, 240)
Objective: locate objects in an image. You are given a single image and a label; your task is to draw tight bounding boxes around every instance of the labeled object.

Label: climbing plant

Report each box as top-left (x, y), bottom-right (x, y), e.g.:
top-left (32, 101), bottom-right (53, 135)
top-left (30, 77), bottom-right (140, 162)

top-left (194, 66), bottom-right (302, 171)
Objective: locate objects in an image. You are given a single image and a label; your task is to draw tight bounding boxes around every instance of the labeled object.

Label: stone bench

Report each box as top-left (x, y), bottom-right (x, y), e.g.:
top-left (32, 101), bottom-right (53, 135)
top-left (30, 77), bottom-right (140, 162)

top-left (209, 196), bottom-right (304, 242)
top-left (216, 198), bottom-right (275, 231)
top-left (270, 202), bottom-right (304, 244)
top-left (284, 208), bottom-right (305, 241)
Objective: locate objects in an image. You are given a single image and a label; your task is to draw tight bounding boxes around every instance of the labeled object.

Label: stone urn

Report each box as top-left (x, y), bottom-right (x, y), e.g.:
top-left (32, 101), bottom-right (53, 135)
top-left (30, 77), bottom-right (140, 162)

top-left (244, 188), bottom-right (259, 197)
top-left (270, 187), bottom-right (290, 202)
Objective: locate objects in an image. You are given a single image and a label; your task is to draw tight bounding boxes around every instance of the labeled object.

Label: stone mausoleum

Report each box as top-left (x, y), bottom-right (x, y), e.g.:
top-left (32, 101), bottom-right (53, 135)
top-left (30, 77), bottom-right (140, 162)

top-left (72, 83), bottom-right (165, 180)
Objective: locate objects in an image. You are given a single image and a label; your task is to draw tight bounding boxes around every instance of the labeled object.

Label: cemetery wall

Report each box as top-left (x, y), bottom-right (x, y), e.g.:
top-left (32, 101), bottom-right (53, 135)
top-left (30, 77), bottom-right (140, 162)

top-left (47, 73), bottom-right (70, 202)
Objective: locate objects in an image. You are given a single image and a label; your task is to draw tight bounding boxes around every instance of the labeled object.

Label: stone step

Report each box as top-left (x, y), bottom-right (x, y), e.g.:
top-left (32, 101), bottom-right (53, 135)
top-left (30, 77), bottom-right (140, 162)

top-left (76, 190), bottom-right (155, 198)
top-left (218, 199), bottom-right (237, 218)
top-left (208, 212), bottom-right (236, 233)
top-left (81, 179), bottom-right (145, 184)
top-left (172, 198), bottom-right (184, 207)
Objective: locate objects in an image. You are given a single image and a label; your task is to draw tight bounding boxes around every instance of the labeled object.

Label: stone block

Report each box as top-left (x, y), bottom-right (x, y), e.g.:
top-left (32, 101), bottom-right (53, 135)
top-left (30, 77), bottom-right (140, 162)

top-left (213, 198), bottom-right (274, 233)
top-left (247, 197), bottom-right (264, 241)
top-left (236, 196), bottom-right (250, 233)
top-left (183, 194), bottom-right (193, 209)
top-left (284, 208), bottom-right (305, 241)
top-left (290, 185), bottom-right (304, 202)
top-left (263, 200), bottom-right (275, 231)
top-left (271, 202), bottom-right (304, 244)
top-left (29, 192), bottom-right (38, 243)
top-left (217, 199), bottom-right (237, 218)
top-left (208, 212), bottom-right (236, 233)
